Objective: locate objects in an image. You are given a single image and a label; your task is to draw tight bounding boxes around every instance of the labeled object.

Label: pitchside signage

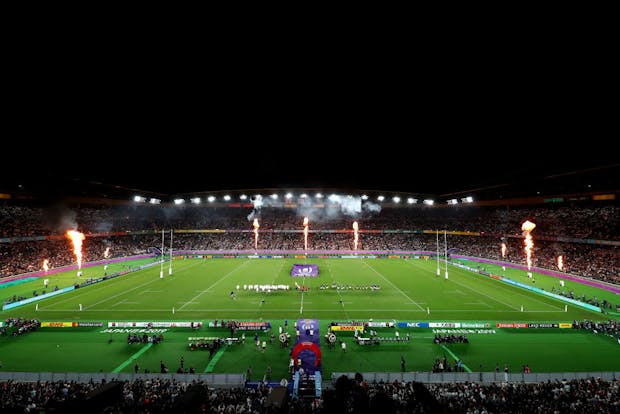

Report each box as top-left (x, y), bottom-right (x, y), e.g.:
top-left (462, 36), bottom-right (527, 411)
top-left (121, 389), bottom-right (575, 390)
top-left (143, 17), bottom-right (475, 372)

top-left (429, 322), bottom-right (461, 328)
top-left (461, 322), bottom-right (490, 328)
top-left (108, 321), bottom-right (201, 328)
top-left (41, 322), bottom-right (103, 327)
top-left (528, 323), bottom-right (560, 328)
top-left (365, 321), bottom-right (395, 328)
top-left (331, 325), bottom-right (364, 331)
top-left (398, 322), bottom-right (430, 328)
top-left (397, 322), bottom-right (491, 329)
top-left (496, 323), bottom-right (529, 328)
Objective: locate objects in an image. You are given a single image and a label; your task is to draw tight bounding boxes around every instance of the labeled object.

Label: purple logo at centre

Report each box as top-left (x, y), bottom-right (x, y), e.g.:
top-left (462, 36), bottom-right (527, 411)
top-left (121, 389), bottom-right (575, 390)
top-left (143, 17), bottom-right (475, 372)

top-left (290, 264), bottom-right (319, 277)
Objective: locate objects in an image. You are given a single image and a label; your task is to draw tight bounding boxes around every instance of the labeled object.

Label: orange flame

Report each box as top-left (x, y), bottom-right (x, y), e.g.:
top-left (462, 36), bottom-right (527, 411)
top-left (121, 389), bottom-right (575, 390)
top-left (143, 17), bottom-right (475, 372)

top-left (104, 247), bottom-right (110, 258)
top-left (42, 259), bottom-right (49, 272)
top-left (253, 219), bottom-right (260, 249)
top-left (557, 255), bottom-right (564, 271)
top-left (353, 221), bottom-right (359, 250)
top-left (521, 220), bottom-right (536, 270)
top-left (303, 217), bottom-right (309, 251)
top-left (66, 230), bottom-right (85, 269)
top-left (501, 242), bottom-right (506, 258)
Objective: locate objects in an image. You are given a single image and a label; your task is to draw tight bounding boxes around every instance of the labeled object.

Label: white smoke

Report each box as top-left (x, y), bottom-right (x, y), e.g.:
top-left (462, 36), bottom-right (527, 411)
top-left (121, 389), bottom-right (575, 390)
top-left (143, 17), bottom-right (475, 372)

top-left (247, 195), bottom-right (264, 221)
top-left (363, 201), bottom-right (381, 213)
top-left (330, 195), bottom-right (362, 216)
top-left (296, 195), bottom-right (380, 221)
top-left (251, 195), bottom-right (264, 209)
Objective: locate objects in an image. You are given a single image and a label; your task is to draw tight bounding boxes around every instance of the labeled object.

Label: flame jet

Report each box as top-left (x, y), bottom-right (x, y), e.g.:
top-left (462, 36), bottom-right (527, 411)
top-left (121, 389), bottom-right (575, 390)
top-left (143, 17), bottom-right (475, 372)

top-left (66, 230), bottom-right (86, 269)
top-left (303, 217), bottom-right (309, 251)
top-left (253, 219), bottom-right (260, 249)
top-left (521, 221), bottom-right (536, 270)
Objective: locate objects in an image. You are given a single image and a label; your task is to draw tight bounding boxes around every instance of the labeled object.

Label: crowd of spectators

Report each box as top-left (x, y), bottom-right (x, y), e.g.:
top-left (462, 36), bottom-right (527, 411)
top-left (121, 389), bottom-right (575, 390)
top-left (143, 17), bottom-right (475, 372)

top-left (1, 202), bottom-right (618, 240)
top-left (427, 377), bottom-right (620, 413)
top-left (1, 375), bottom-right (619, 412)
top-left (1, 202), bottom-right (618, 285)
top-left (1, 350), bottom-right (614, 412)
top-left (1, 232), bottom-right (616, 285)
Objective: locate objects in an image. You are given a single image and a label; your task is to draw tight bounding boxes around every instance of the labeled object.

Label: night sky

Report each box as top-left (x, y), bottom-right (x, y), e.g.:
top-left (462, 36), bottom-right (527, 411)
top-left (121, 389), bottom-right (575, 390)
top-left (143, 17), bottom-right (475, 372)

top-left (1, 145), bottom-right (616, 200)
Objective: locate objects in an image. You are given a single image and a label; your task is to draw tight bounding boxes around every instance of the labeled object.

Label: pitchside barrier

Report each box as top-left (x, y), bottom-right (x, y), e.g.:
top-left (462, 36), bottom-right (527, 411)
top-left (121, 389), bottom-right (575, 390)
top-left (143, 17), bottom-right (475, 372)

top-left (0, 371), bottom-right (244, 387)
top-left (332, 371), bottom-right (620, 384)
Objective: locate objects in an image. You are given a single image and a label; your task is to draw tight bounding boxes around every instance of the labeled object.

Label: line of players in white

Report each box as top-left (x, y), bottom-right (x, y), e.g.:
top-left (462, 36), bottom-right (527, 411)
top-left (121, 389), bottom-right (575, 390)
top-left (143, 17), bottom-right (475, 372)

top-left (238, 284), bottom-right (291, 293)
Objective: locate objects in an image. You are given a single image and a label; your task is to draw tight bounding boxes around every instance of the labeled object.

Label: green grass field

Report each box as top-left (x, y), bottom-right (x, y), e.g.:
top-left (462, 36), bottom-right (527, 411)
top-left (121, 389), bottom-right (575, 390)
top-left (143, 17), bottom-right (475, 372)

top-left (1, 257), bottom-right (618, 379)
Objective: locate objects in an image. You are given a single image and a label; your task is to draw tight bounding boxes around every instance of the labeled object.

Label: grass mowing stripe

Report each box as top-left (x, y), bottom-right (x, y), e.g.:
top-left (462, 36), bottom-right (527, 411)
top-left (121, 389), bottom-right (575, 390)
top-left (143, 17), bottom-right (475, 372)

top-left (447, 276), bottom-right (521, 311)
top-left (204, 346), bottom-right (227, 373)
top-left (439, 344), bottom-right (471, 373)
top-left (324, 260), bottom-right (349, 319)
top-left (453, 262), bottom-right (564, 310)
top-left (179, 260), bottom-right (249, 310)
top-left (112, 343), bottom-right (153, 373)
top-left (363, 259), bottom-right (425, 311)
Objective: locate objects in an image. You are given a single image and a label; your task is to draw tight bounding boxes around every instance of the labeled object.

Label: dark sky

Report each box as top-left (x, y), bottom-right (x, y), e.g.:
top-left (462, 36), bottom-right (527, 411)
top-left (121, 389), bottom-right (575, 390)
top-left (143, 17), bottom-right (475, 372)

top-left (4, 27), bottom-right (617, 201)
top-left (2, 143), bottom-right (616, 200)
top-left (3, 50), bottom-right (617, 200)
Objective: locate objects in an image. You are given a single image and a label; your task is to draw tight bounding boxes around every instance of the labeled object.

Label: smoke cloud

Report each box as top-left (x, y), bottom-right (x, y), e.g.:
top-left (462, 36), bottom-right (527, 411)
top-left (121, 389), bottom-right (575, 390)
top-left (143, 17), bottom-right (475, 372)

top-left (362, 201), bottom-right (382, 213)
top-left (247, 195), bottom-right (264, 221)
top-left (43, 204), bottom-right (78, 232)
top-left (298, 195), bottom-right (381, 221)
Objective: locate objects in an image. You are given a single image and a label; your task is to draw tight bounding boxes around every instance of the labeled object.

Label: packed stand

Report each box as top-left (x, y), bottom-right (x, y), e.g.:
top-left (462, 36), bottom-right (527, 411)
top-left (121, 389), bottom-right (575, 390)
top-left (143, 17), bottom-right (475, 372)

top-left (1, 202), bottom-right (618, 240)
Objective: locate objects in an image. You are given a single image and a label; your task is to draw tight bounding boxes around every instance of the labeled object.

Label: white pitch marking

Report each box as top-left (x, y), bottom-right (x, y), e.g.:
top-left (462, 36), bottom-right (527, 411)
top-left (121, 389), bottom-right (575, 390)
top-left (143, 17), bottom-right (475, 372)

top-left (447, 277), bottom-right (521, 311)
top-left (362, 260), bottom-right (425, 311)
top-left (38, 308), bottom-right (566, 313)
top-left (81, 260), bottom-right (206, 310)
top-left (178, 260), bottom-right (249, 311)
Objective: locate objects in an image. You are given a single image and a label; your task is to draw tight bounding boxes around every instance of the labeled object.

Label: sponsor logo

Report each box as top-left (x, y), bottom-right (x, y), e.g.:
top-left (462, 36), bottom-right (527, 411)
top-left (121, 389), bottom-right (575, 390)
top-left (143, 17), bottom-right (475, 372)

top-left (496, 323), bottom-right (528, 328)
top-left (528, 323), bottom-right (559, 328)
top-left (108, 321), bottom-right (201, 328)
top-left (365, 321), bottom-right (395, 327)
top-left (100, 328), bottom-right (168, 334)
top-left (398, 322), bottom-right (430, 328)
top-left (331, 325), bottom-right (364, 331)
top-left (41, 322), bottom-right (74, 327)
top-left (429, 322), bottom-right (461, 328)
top-left (461, 323), bottom-right (488, 328)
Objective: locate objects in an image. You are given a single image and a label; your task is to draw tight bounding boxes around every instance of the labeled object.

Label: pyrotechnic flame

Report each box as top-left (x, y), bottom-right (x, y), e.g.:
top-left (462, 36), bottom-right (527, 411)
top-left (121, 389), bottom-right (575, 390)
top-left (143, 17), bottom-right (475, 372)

top-left (66, 230), bottom-right (85, 269)
top-left (353, 221), bottom-right (359, 250)
top-left (253, 219), bottom-right (260, 249)
top-left (42, 259), bottom-right (49, 272)
top-left (303, 217), bottom-right (309, 251)
top-left (557, 255), bottom-right (564, 271)
top-left (104, 247), bottom-right (110, 258)
top-left (521, 220), bottom-right (536, 270)
top-left (501, 242), bottom-right (506, 258)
